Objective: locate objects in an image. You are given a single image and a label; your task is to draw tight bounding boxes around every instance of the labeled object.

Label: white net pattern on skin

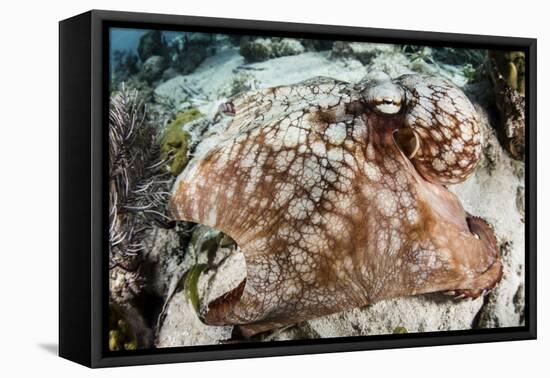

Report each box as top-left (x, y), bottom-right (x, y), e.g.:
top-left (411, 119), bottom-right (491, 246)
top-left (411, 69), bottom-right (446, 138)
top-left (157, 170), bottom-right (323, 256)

top-left (170, 75), bottom-right (501, 334)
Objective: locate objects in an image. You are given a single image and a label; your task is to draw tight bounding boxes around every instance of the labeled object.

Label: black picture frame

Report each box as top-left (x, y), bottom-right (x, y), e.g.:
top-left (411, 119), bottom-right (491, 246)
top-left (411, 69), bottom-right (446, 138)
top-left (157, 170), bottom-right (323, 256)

top-left (59, 9), bottom-right (537, 368)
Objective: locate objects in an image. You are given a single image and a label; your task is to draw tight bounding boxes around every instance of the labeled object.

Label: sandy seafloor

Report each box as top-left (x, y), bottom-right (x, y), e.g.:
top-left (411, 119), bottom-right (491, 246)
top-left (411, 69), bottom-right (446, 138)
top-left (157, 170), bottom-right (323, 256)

top-left (110, 37), bottom-right (525, 348)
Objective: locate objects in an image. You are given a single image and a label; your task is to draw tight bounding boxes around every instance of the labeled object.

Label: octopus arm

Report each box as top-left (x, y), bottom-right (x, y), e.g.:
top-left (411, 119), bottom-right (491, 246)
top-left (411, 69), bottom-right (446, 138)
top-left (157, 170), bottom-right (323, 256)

top-left (171, 92), bottom-right (371, 334)
top-left (225, 77), bottom-right (354, 135)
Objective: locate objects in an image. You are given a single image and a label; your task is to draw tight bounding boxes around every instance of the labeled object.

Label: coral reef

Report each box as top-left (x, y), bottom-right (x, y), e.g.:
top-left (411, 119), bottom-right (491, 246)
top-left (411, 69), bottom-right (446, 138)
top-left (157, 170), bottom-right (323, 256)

top-left (240, 37), bottom-right (306, 63)
top-left (168, 33), bottom-right (213, 75)
top-left (331, 41), bottom-right (398, 64)
top-left (141, 55), bottom-right (166, 84)
top-left (301, 39), bottom-right (334, 52)
top-left (489, 51), bottom-right (526, 160)
top-left (112, 50), bottom-right (140, 84)
top-left (109, 303), bottom-right (153, 351)
top-left (111, 32), bottom-right (214, 94)
top-left (138, 30), bottom-right (167, 62)
top-left (109, 304), bottom-right (138, 351)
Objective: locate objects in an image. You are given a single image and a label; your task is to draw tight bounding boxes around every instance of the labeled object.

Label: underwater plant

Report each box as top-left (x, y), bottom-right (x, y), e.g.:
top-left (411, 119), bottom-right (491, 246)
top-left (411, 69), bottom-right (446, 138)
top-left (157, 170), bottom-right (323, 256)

top-left (489, 51), bottom-right (526, 160)
top-left (160, 109), bottom-right (199, 176)
top-left (109, 304), bottom-right (138, 351)
top-left (108, 303), bottom-right (154, 351)
top-left (108, 86), bottom-right (173, 275)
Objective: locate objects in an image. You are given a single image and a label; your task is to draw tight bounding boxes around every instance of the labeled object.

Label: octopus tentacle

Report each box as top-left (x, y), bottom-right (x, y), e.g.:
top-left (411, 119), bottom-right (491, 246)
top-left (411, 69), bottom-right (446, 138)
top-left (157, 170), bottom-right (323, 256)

top-left (452, 216), bottom-right (502, 298)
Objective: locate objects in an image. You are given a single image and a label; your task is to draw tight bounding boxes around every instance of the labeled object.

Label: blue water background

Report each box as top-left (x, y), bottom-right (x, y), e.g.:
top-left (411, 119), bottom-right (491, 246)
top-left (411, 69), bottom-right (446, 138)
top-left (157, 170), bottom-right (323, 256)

top-left (109, 28), bottom-right (189, 65)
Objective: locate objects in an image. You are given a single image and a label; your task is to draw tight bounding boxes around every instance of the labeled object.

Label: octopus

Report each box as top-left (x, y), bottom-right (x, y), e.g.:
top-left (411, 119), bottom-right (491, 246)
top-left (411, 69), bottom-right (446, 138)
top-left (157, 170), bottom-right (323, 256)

top-left (170, 72), bottom-right (503, 337)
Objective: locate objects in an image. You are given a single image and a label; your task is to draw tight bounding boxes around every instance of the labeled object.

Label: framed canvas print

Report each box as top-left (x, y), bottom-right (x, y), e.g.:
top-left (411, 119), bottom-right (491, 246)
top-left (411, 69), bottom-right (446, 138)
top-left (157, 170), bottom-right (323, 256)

top-left (59, 10), bottom-right (537, 368)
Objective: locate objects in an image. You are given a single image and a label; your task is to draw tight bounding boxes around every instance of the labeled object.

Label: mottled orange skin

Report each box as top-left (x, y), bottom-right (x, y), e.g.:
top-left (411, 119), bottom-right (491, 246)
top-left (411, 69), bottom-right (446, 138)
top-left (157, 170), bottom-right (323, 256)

top-left (170, 74), bottom-right (502, 336)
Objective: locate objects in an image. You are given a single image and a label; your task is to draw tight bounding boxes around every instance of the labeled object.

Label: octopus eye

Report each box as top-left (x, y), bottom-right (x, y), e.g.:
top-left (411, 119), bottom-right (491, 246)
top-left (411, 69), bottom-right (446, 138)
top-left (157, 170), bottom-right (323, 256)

top-left (364, 82), bottom-right (405, 115)
top-left (393, 127), bottom-right (420, 159)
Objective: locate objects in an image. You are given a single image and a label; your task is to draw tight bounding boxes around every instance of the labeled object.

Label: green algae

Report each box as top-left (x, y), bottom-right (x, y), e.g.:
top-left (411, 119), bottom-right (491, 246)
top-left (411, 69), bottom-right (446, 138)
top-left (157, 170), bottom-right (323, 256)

top-left (160, 109), bottom-right (201, 176)
top-left (184, 264), bottom-right (207, 313)
top-left (491, 51), bottom-right (525, 95)
top-left (392, 326), bottom-right (408, 334)
top-left (108, 304), bottom-right (138, 351)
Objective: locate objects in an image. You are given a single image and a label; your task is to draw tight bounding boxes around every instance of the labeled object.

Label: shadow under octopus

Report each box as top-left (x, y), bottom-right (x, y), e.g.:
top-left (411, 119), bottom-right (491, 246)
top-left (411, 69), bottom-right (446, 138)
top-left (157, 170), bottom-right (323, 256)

top-left (170, 72), bottom-right (503, 337)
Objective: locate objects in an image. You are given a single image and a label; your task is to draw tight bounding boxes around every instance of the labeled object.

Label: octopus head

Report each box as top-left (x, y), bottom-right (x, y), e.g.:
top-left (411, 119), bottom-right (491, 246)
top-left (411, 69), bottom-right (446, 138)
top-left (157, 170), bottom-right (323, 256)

top-left (364, 80), bottom-right (405, 115)
top-left (361, 73), bottom-right (483, 185)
